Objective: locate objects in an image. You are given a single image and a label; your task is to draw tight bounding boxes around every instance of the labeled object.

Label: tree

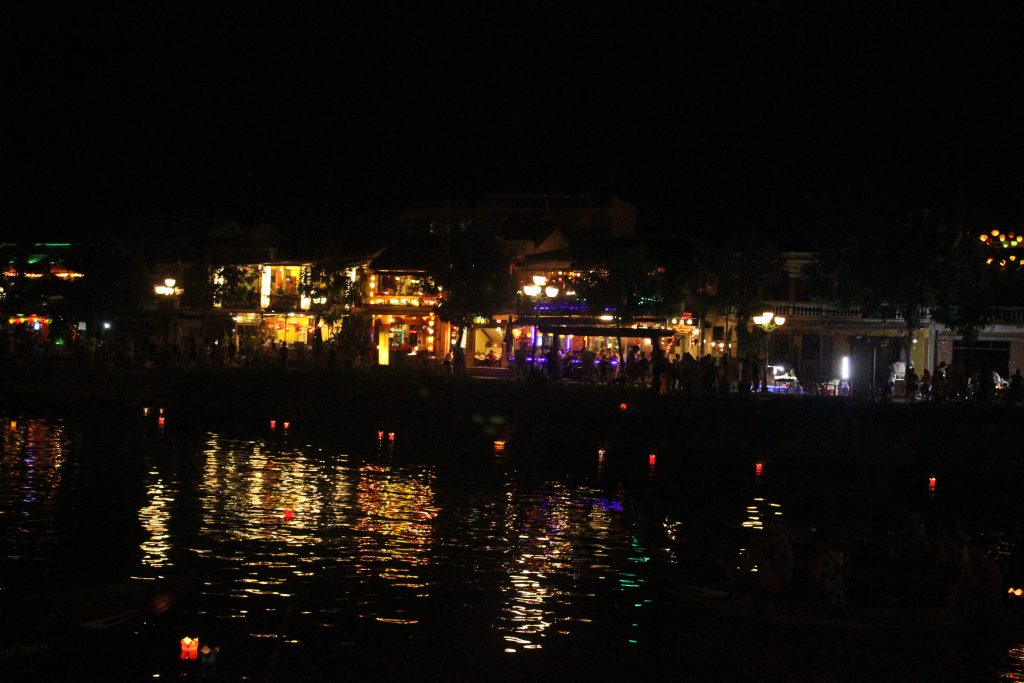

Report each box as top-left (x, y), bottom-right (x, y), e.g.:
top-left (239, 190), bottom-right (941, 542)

top-left (575, 244), bottom-right (665, 363)
top-left (676, 238), bottom-right (783, 358)
top-left (429, 226), bottom-right (513, 371)
top-left (807, 198), bottom-right (950, 379)
top-left (931, 230), bottom-right (1009, 370)
top-left (299, 255), bottom-right (361, 329)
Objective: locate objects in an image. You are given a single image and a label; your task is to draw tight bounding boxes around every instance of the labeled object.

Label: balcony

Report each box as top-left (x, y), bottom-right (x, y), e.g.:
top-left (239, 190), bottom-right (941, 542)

top-left (217, 292), bottom-right (260, 310)
top-left (761, 301), bottom-right (1024, 326)
top-left (367, 294), bottom-right (439, 307)
top-left (268, 293), bottom-right (301, 311)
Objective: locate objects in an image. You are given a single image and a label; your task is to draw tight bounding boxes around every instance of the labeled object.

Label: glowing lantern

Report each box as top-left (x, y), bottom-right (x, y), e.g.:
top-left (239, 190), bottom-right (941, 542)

top-left (180, 636), bottom-right (199, 660)
top-left (649, 453), bottom-right (656, 465)
top-left (377, 430), bottom-right (384, 440)
top-left (283, 421), bottom-right (290, 430)
top-left (755, 462), bottom-right (764, 477)
top-left (159, 407), bottom-right (165, 416)
top-left (143, 407), bottom-right (150, 417)
top-left (9, 420), bottom-right (16, 430)
top-left (493, 440), bottom-right (506, 452)
top-left (512, 328), bottom-right (522, 340)
top-left (619, 402), bottom-right (628, 411)
top-left (980, 234), bottom-right (989, 242)
top-left (270, 420), bottom-right (277, 430)
top-left (388, 432), bottom-right (395, 442)
top-left (158, 417), bottom-right (166, 427)
top-left (283, 509), bottom-right (295, 521)
top-left (928, 476), bottom-right (936, 493)
top-left (1010, 588), bottom-right (1024, 597)
top-left (598, 448), bottom-right (606, 462)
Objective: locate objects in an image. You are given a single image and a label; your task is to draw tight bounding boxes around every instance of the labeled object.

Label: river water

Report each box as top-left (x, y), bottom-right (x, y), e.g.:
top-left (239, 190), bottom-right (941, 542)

top-left (2, 407), bottom-right (1024, 681)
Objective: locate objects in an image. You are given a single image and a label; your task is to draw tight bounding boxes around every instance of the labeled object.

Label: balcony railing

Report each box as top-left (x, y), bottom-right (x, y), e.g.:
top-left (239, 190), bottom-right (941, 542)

top-left (367, 294), bottom-right (439, 307)
top-left (761, 301), bottom-right (1024, 326)
top-left (268, 293), bottom-right (300, 311)
top-left (216, 292), bottom-right (260, 310)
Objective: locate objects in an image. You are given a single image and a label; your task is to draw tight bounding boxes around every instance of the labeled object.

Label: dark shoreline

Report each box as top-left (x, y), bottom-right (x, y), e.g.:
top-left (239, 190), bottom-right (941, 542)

top-left (3, 365), bottom-right (1022, 470)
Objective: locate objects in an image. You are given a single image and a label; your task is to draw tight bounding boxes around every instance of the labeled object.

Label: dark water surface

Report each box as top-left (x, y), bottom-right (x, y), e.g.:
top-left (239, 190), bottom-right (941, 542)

top-left (3, 406), bottom-right (1024, 681)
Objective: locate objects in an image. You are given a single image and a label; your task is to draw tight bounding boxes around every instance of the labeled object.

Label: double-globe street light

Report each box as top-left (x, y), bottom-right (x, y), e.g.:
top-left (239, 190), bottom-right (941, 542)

top-left (518, 275), bottom-right (559, 366)
top-left (752, 310), bottom-right (785, 392)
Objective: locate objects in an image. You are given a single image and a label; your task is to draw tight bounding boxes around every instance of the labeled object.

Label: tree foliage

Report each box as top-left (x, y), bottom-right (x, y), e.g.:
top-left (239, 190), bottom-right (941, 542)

top-left (429, 226), bottom-right (513, 345)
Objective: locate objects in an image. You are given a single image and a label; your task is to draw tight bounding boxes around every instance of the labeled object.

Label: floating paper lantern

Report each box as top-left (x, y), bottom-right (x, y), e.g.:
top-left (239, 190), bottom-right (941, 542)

top-left (270, 420), bottom-right (277, 430)
top-left (283, 509), bottom-right (295, 521)
top-left (180, 636), bottom-right (199, 660)
top-left (619, 403), bottom-right (628, 411)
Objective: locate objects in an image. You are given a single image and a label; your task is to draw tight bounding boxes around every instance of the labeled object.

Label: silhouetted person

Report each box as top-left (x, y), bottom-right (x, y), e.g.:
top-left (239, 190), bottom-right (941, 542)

top-left (1009, 370), bottom-right (1023, 405)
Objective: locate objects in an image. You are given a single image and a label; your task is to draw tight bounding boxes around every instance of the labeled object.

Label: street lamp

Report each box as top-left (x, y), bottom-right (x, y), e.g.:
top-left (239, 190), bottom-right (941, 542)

top-left (752, 310), bottom-right (786, 392)
top-left (520, 278), bottom-right (559, 365)
top-left (154, 278), bottom-right (183, 297)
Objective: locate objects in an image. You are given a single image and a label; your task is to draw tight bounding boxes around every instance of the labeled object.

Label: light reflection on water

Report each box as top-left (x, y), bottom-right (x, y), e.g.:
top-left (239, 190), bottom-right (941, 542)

top-left (0, 418), bottom-right (66, 569)
top-left (2, 414), bottom-right (1023, 679)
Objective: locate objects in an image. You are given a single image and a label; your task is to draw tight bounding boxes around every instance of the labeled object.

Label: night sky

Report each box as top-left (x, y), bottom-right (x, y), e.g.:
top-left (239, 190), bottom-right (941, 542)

top-left (4, 2), bottom-right (1024, 243)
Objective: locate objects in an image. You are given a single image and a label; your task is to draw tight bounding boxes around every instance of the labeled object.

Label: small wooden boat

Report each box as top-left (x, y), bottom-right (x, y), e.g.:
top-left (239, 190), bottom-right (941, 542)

top-left (668, 583), bottom-right (1024, 635)
top-left (0, 574), bottom-right (194, 667)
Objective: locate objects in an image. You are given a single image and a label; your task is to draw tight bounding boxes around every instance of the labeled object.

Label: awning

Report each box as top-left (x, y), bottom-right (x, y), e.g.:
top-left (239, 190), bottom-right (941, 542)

top-left (534, 324), bottom-right (675, 337)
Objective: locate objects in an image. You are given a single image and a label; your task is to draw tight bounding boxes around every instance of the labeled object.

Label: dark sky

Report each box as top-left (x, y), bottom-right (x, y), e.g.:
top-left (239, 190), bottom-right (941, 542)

top-left (4, 2), bottom-right (1024, 243)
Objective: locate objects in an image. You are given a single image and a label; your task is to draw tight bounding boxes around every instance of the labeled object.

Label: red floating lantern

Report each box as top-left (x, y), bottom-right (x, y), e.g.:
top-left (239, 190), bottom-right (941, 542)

top-left (270, 420), bottom-right (277, 430)
top-left (619, 402), bottom-right (628, 411)
top-left (388, 432), bottom-right (395, 442)
top-left (755, 462), bottom-right (764, 477)
top-left (180, 636), bottom-right (199, 660)
top-left (377, 430), bottom-right (384, 440)
top-left (283, 509), bottom-right (295, 521)
top-left (158, 417), bottom-right (166, 427)
top-left (283, 421), bottom-right (290, 430)
top-left (928, 476), bottom-right (937, 492)
top-left (649, 453), bottom-right (656, 465)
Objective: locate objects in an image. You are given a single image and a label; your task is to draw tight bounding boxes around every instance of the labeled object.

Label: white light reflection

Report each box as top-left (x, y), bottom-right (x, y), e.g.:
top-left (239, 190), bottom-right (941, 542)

top-left (496, 484), bottom-right (622, 652)
top-left (138, 471), bottom-right (174, 569)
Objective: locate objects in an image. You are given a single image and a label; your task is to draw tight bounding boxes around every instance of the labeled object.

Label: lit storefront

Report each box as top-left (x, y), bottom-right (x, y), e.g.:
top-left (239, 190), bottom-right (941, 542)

top-left (6, 314), bottom-right (53, 339)
top-left (260, 313), bottom-right (320, 345)
top-left (364, 272), bottom-right (447, 364)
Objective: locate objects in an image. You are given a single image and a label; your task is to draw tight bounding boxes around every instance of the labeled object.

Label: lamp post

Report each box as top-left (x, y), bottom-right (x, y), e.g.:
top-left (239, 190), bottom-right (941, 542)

top-left (520, 276), bottom-right (558, 368)
top-left (752, 310), bottom-right (785, 392)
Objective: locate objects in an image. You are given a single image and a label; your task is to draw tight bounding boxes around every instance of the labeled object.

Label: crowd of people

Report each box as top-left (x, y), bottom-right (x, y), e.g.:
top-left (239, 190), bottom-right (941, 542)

top-left (891, 361), bottom-right (1024, 404)
top-left (731, 513), bottom-right (1009, 616)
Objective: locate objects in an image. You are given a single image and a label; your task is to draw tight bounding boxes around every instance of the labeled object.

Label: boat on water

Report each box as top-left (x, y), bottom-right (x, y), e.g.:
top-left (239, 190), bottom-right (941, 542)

top-left (667, 583), bottom-right (1024, 635)
top-left (0, 574), bottom-right (194, 666)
